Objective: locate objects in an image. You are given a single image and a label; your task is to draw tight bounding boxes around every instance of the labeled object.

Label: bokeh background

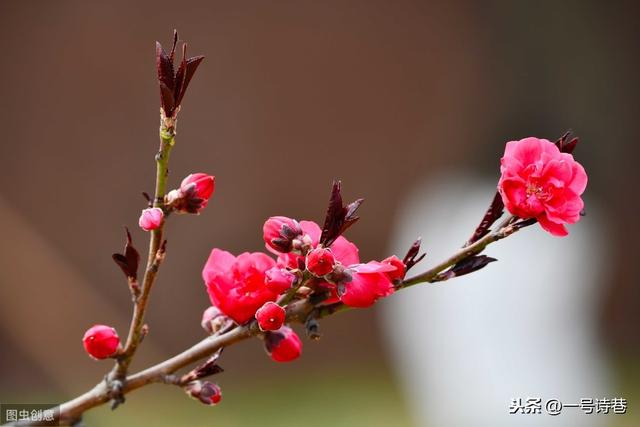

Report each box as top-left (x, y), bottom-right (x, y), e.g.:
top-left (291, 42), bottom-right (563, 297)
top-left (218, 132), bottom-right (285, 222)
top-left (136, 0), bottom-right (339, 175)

top-left (0, 1), bottom-right (638, 426)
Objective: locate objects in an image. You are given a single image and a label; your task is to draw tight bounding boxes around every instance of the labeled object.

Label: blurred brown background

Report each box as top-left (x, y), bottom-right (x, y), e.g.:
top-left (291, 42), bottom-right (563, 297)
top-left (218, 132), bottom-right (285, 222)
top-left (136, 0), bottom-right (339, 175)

top-left (0, 0), bottom-right (638, 426)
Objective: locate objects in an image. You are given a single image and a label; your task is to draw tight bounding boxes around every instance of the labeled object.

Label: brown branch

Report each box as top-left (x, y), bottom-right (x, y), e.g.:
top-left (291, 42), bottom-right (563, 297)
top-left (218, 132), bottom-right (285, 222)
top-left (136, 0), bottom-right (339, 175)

top-left (4, 214), bottom-right (529, 426)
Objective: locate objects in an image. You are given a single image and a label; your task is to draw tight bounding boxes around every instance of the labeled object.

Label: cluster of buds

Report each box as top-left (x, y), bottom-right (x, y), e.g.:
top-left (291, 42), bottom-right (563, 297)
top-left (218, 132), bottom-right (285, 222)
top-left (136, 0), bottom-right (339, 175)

top-left (200, 182), bottom-right (415, 366)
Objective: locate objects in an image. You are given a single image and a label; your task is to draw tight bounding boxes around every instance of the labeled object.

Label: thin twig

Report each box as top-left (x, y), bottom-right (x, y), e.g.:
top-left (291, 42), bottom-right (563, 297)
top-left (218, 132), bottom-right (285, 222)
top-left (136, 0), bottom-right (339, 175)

top-left (110, 123), bottom-right (175, 382)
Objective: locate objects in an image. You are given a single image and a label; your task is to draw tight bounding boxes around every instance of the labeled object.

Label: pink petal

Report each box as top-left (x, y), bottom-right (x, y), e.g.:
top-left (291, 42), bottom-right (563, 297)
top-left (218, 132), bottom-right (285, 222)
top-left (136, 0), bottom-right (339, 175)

top-left (537, 214), bottom-right (568, 237)
top-left (299, 220), bottom-right (322, 245)
top-left (202, 249), bottom-right (236, 283)
top-left (330, 236), bottom-right (360, 265)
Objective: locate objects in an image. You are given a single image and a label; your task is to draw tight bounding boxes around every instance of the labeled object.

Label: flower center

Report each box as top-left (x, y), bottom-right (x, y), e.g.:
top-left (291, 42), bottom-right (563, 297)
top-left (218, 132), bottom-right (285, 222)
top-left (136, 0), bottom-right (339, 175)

top-left (526, 181), bottom-right (550, 201)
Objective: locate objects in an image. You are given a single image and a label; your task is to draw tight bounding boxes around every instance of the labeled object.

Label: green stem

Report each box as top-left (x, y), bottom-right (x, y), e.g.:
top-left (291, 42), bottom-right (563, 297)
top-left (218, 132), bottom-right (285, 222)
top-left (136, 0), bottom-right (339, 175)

top-left (111, 123), bottom-right (175, 380)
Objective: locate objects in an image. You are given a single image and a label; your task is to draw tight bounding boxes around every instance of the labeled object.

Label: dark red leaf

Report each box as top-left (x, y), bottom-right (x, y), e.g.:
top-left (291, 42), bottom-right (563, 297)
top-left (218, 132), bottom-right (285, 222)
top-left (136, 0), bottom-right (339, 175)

top-left (466, 191), bottom-right (504, 246)
top-left (438, 255), bottom-right (497, 281)
top-left (176, 55), bottom-right (204, 107)
top-left (112, 227), bottom-right (140, 280)
top-left (320, 181), bottom-right (363, 246)
top-left (403, 238), bottom-right (426, 271)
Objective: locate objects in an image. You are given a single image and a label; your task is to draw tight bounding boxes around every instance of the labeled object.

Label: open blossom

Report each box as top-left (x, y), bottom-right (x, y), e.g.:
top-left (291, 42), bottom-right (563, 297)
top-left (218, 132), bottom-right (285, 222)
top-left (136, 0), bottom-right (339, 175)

top-left (82, 325), bottom-right (120, 360)
top-left (138, 207), bottom-right (164, 231)
top-left (202, 249), bottom-right (280, 324)
top-left (264, 326), bottom-right (302, 362)
top-left (498, 137), bottom-right (587, 236)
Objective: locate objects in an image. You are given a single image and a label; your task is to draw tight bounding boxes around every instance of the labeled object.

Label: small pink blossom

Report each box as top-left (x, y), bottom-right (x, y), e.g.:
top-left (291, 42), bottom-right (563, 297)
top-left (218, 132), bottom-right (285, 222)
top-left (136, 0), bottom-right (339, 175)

top-left (82, 325), bottom-right (120, 360)
top-left (255, 301), bottom-right (286, 331)
top-left (498, 137), bottom-right (587, 236)
top-left (138, 207), bottom-right (164, 231)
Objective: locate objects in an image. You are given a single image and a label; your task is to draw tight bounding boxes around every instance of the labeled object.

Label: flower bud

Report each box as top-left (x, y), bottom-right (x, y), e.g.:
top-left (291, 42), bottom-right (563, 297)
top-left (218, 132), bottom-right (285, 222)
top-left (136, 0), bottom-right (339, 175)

top-left (382, 255), bottom-right (406, 282)
top-left (138, 207), bottom-right (164, 231)
top-left (255, 302), bottom-right (286, 331)
top-left (264, 326), bottom-right (302, 362)
top-left (167, 173), bottom-right (215, 214)
top-left (82, 325), bottom-right (120, 360)
top-left (201, 306), bottom-right (226, 335)
top-left (181, 173), bottom-right (215, 202)
top-left (264, 267), bottom-right (296, 294)
top-left (263, 216), bottom-right (303, 253)
top-left (306, 247), bottom-right (335, 277)
top-left (185, 380), bottom-right (222, 405)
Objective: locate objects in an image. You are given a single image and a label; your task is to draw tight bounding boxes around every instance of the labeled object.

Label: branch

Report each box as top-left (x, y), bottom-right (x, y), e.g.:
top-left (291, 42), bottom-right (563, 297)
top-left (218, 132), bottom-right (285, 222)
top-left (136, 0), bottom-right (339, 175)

top-left (9, 214), bottom-right (528, 426)
top-left (110, 120), bottom-right (175, 384)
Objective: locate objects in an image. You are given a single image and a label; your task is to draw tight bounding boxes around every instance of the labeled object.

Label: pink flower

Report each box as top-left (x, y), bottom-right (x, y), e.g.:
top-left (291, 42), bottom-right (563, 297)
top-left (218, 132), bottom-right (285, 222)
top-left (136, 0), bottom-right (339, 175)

top-left (498, 137), bottom-right (587, 236)
top-left (264, 326), bottom-right (302, 362)
top-left (255, 301), bottom-right (286, 331)
top-left (265, 267), bottom-right (296, 294)
top-left (262, 216), bottom-right (303, 253)
top-left (138, 207), bottom-right (164, 231)
top-left (306, 247), bottom-right (336, 276)
top-left (82, 325), bottom-right (120, 360)
top-left (202, 249), bottom-right (280, 324)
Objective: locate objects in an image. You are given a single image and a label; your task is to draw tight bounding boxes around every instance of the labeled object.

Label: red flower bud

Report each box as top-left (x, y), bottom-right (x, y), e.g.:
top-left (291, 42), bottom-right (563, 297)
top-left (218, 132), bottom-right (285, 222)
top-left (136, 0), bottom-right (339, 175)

top-left (138, 207), bottom-right (164, 231)
top-left (167, 173), bottom-right (215, 214)
top-left (185, 380), bottom-right (222, 405)
top-left (82, 325), bottom-right (120, 360)
top-left (263, 216), bottom-right (303, 253)
top-left (181, 173), bottom-right (215, 201)
top-left (382, 255), bottom-right (406, 282)
top-left (264, 267), bottom-right (295, 294)
top-left (306, 247), bottom-right (335, 276)
top-left (264, 326), bottom-right (302, 362)
top-left (255, 301), bottom-right (286, 331)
